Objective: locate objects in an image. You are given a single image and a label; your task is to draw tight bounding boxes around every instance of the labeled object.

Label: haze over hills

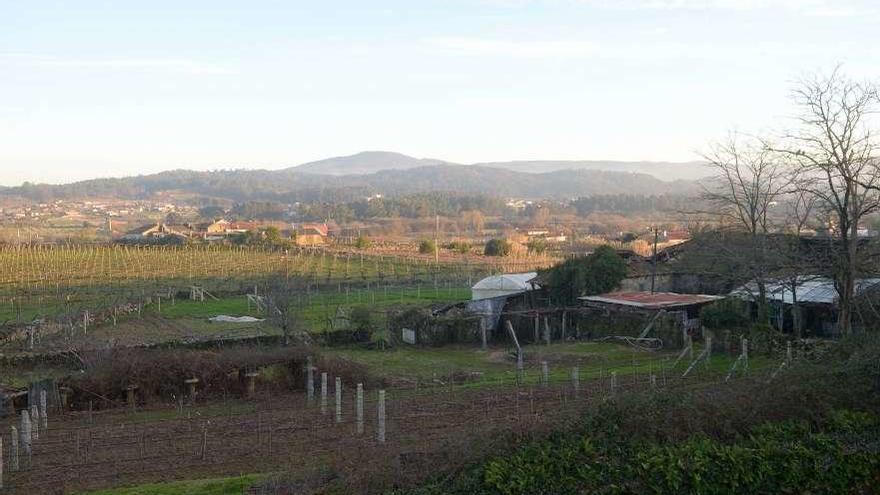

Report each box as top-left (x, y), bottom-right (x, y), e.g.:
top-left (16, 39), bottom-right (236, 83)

top-left (292, 151), bottom-right (709, 181)
top-left (1, 151), bottom-right (703, 203)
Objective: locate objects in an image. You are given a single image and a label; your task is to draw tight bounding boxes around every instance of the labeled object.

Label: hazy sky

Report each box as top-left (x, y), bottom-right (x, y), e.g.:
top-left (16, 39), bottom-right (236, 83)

top-left (2, 0), bottom-right (879, 186)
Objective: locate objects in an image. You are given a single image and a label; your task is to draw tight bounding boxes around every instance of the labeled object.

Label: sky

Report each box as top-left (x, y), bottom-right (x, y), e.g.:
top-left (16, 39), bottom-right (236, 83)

top-left (2, 0), bottom-right (880, 186)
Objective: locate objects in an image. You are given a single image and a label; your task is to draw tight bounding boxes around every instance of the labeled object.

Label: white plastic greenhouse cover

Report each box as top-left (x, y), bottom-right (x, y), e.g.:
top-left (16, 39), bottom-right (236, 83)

top-left (471, 272), bottom-right (538, 301)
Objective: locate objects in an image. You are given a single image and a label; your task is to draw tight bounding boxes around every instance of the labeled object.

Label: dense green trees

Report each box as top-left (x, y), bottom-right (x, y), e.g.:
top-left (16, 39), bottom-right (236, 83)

top-left (484, 239), bottom-right (512, 257)
top-left (542, 245), bottom-right (626, 304)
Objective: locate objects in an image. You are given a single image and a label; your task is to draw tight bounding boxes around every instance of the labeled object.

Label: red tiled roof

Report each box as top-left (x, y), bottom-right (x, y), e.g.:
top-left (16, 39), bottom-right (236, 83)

top-left (579, 291), bottom-right (723, 309)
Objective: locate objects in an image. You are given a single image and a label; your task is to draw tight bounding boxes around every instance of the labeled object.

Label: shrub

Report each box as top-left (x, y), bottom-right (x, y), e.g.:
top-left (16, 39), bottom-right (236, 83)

top-left (446, 241), bottom-right (471, 254)
top-left (526, 238), bottom-right (547, 255)
top-left (419, 239), bottom-right (438, 255)
top-left (542, 245), bottom-right (626, 305)
top-left (354, 236), bottom-right (372, 249)
top-left (484, 239), bottom-right (511, 257)
top-left (700, 298), bottom-right (750, 330)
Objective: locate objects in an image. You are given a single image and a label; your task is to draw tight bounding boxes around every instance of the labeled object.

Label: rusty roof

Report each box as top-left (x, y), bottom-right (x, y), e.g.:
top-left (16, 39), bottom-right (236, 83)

top-left (579, 291), bottom-right (723, 309)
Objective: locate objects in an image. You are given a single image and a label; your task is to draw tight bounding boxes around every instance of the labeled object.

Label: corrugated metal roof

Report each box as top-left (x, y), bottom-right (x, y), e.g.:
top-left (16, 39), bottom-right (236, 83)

top-left (730, 277), bottom-right (880, 305)
top-left (579, 291), bottom-right (724, 309)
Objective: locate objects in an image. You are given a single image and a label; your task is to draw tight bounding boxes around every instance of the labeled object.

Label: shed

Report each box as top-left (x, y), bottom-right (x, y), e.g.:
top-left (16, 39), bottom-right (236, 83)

top-left (471, 272), bottom-right (538, 301)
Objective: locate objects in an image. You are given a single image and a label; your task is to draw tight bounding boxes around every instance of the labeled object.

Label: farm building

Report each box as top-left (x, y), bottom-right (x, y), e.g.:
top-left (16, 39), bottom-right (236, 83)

top-left (293, 223), bottom-right (329, 246)
top-left (731, 277), bottom-right (880, 335)
top-left (471, 272), bottom-right (538, 301)
top-left (580, 291), bottom-right (724, 335)
top-left (467, 272), bottom-right (540, 338)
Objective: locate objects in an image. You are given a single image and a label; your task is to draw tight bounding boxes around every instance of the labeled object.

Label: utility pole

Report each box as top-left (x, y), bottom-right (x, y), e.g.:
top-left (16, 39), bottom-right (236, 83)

top-left (650, 226), bottom-right (659, 294)
top-left (434, 214), bottom-right (440, 265)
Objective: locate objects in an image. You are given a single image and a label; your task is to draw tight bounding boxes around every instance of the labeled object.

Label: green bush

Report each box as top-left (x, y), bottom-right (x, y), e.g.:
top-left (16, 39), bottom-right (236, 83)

top-left (526, 238), bottom-right (547, 255)
top-left (446, 241), bottom-right (471, 254)
top-left (484, 239), bottom-right (512, 257)
top-left (481, 411), bottom-right (880, 495)
top-left (354, 235), bottom-right (372, 249)
top-left (419, 239), bottom-right (438, 255)
top-left (541, 245), bottom-right (626, 305)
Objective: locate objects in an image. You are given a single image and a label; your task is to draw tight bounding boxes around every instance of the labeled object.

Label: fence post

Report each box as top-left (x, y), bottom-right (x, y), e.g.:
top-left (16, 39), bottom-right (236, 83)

top-left (320, 372), bottom-right (328, 415)
top-left (479, 319), bottom-right (487, 351)
top-left (356, 383), bottom-right (364, 435)
top-left (306, 357), bottom-right (314, 403)
top-left (544, 316), bottom-right (551, 345)
top-left (377, 390), bottom-right (386, 444)
top-left (786, 340), bottom-right (792, 364)
top-left (742, 338), bottom-right (749, 371)
top-left (0, 436), bottom-right (4, 490)
top-left (533, 315), bottom-right (539, 343)
top-left (20, 411), bottom-right (31, 466)
top-left (335, 377), bottom-right (342, 424)
top-left (561, 312), bottom-right (567, 341)
top-left (650, 373), bottom-right (657, 390)
top-left (29, 404), bottom-right (39, 441)
top-left (571, 366), bottom-right (579, 394)
top-left (40, 389), bottom-right (48, 431)
top-left (610, 371), bottom-right (617, 396)
top-left (10, 426), bottom-right (18, 472)
top-left (541, 361), bottom-right (549, 386)
top-left (705, 336), bottom-right (712, 368)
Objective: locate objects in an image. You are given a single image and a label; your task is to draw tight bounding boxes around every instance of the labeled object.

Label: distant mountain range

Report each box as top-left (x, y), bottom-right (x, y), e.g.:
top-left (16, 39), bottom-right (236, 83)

top-left (2, 151), bottom-right (705, 203)
top-left (294, 151), bottom-right (709, 181)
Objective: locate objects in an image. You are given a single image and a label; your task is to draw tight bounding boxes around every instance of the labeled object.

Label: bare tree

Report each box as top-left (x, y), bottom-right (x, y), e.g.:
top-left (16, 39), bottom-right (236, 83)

top-left (262, 275), bottom-right (304, 346)
top-left (701, 132), bottom-right (791, 312)
top-left (774, 68), bottom-right (880, 334)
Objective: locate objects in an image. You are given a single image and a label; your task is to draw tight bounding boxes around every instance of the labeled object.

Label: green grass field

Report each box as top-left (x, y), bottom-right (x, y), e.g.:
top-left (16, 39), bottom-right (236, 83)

top-left (80, 474), bottom-right (265, 495)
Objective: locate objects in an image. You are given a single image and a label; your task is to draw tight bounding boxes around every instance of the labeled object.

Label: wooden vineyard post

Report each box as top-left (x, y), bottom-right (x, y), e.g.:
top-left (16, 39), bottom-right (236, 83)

top-left (356, 383), bottom-right (364, 435)
top-left (306, 357), bottom-right (314, 403)
top-left (320, 372), bottom-right (328, 415)
top-left (335, 377), bottom-right (342, 424)
top-left (541, 361), bottom-right (549, 387)
top-left (377, 390), bottom-right (386, 444)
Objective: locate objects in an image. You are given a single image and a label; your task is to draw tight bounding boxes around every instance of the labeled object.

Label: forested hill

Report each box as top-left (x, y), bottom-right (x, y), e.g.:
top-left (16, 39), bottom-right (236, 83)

top-left (2, 165), bottom-right (698, 203)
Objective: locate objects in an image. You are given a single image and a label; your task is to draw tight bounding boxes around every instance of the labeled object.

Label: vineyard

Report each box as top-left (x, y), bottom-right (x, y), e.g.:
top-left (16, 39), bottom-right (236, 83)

top-left (0, 340), bottom-right (780, 494)
top-left (0, 245), bottom-right (555, 324)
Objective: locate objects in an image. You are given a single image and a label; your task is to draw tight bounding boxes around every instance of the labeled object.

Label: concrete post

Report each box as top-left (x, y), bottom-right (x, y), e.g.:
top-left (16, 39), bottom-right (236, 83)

top-left (320, 372), bottom-right (328, 415)
top-left (544, 316), bottom-right (551, 345)
top-left (561, 312), bottom-right (567, 341)
top-left (610, 371), bottom-right (618, 395)
top-left (377, 390), bottom-right (386, 443)
top-left (786, 341), bottom-right (792, 364)
top-left (705, 336), bottom-right (712, 367)
top-left (40, 389), bottom-right (48, 431)
top-left (306, 356), bottom-right (315, 403)
top-left (571, 366), bottom-right (579, 394)
top-left (10, 426), bottom-right (18, 472)
top-left (541, 361), bottom-right (549, 386)
top-left (479, 319), bottom-right (487, 351)
top-left (126, 385), bottom-right (138, 411)
top-left (20, 410), bottom-right (31, 464)
top-left (185, 378), bottom-right (199, 404)
top-left (335, 377), bottom-right (342, 423)
top-left (29, 404), bottom-right (39, 441)
top-left (533, 315), bottom-right (539, 343)
top-left (650, 373), bottom-right (657, 389)
top-left (742, 338), bottom-right (749, 370)
top-left (245, 373), bottom-right (258, 398)
top-left (687, 334), bottom-right (694, 359)
top-left (356, 383), bottom-right (364, 435)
